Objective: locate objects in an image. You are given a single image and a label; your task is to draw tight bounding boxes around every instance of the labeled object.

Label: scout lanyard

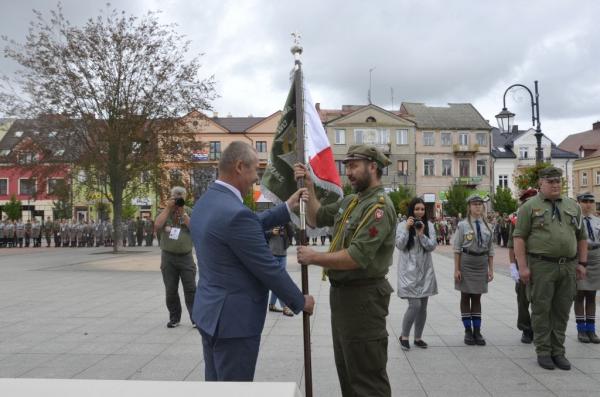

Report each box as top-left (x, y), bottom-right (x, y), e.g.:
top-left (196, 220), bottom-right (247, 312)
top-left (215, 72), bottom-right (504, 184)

top-left (329, 196), bottom-right (385, 253)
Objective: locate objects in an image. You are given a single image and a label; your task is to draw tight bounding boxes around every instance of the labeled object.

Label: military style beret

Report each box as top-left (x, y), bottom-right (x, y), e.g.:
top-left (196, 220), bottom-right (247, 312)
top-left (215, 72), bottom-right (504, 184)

top-left (519, 188), bottom-right (538, 202)
top-left (577, 192), bottom-right (595, 202)
top-left (342, 145), bottom-right (392, 168)
top-left (538, 166), bottom-right (563, 179)
top-left (466, 194), bottom-right (485, 204)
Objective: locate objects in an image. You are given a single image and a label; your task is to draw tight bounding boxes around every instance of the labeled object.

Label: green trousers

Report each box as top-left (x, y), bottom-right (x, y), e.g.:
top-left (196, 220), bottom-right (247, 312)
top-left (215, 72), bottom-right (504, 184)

top-left (330, 279), bottom-right (393, 397)
top-left (528, 257), bottom-right (576, 356)
top-left (515, 280), bottom-right (532, 332)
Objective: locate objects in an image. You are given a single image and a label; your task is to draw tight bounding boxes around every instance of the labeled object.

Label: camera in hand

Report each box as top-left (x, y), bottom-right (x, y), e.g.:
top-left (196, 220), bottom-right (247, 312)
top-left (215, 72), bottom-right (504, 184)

top-left (414, 220), bottom-right (424, 229)
top-left (174, 198), bottom-right (185, 207)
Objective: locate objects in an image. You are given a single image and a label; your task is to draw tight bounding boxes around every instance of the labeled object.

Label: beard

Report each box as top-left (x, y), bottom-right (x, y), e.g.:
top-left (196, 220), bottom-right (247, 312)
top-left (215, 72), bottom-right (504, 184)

top-left (350, 168), bottom-right (372, 193)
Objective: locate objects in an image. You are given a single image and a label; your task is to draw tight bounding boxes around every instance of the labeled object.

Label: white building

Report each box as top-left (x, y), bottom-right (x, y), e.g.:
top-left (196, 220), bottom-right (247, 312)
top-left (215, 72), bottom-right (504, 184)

top-left (491, 127), bottom-right (577, 198)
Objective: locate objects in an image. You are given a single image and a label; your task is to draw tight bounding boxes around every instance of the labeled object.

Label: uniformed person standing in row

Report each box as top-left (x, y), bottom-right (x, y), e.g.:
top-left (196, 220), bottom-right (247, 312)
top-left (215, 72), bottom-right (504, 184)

top-left (43, 217), bottom-right (52, 247)
top-left (574, 192), bottom-right (600, 344)
top-left (16, 219), bottom-right (25, 248)
top-left (24, 219), bottom-right (32, 247)
top-left (454, 194), bottom-right (494, 346)
top-left (507, 188), bottom-right (538, 344)
top-left (296, 144), bottom-right (396, 397)
top-left (513, 166), bottom-right (587, 370)
top-left (32, 218), bottom-right (42, 247)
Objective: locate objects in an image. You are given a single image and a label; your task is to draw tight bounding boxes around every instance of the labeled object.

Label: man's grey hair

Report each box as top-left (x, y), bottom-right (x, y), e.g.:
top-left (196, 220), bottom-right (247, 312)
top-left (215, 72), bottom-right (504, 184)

top-left (218, 141), bottom-right (257, 174)
top-left (170, 186), bottom-right (187, 199)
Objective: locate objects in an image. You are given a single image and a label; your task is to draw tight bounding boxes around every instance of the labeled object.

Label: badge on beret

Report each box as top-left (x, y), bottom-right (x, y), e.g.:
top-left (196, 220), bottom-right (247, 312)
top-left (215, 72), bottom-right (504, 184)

top-left (466, 232), bottom-right (473, 241)
top-left (375, 208), bottom-right (384, 221)
top-left (369, 226), bottom-right (379, 237)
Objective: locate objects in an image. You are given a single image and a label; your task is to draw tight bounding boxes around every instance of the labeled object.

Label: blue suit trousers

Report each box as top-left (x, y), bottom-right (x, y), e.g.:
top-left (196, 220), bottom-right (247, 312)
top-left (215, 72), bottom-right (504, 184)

top-left (199, 329), bottom-right (261, 381)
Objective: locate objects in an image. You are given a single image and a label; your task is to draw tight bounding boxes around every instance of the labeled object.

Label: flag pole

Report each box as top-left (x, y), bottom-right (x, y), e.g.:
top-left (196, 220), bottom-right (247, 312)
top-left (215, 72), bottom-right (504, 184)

top-left (291, 34), bottom-right (313, 397)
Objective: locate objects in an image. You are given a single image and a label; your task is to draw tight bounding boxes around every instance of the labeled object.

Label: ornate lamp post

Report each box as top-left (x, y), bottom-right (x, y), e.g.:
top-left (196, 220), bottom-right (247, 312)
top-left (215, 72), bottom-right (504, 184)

top-left (495, 81), bottom-right (544, 164)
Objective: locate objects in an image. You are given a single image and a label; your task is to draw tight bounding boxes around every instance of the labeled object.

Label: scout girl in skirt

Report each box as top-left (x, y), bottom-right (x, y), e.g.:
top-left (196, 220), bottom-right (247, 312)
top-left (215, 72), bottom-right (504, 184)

top-left (575, 192), bottom-right (600, 343)
top-left (453, 194), bottom-right (494, 345)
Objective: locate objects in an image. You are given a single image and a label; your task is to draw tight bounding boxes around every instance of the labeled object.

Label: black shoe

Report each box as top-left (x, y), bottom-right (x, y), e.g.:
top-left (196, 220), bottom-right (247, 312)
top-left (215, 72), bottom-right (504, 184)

top-left (521, 330), bottom-right (533, 344)
top-left (464, 328), bottom-right (476, 345)
top-left (578, 331), bottom-right (591, 343)
top-left (473, 329), bottom-right (486, 346)
top-left (399, 337), bottom-right (410, 351)
top-left (166, 320), bottom-right (180, 328)
top-left (588, 332), bottom-right (600, 344)
top-left (552, 355), bottom-right (571, 370)
top-left (537, 355), bottom-right (555, 370)
top-left (414, 339), bottom-right (428, 349)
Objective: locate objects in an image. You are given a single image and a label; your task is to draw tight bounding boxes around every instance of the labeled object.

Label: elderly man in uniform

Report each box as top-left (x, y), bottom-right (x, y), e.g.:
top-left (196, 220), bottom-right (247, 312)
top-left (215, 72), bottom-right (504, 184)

top-left (513, 166), bottom-right (587, 370)
top-left (296, 144), bottom-right (396, 397)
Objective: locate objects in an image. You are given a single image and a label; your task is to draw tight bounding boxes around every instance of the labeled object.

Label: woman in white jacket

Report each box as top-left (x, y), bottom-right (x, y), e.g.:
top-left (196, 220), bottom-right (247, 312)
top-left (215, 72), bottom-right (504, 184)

top-left (396, 197), bottom-right (438, 350)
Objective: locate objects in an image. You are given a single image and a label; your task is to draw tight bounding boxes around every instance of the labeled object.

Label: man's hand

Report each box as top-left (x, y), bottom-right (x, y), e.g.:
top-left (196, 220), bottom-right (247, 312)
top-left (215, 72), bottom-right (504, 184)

top-left (303, 295), bottom-right (315, 315)
top-left (293, 163), bottom-right (314, 188)
top-left (576, 264), bottom-right (587, 280)
top-left (519, 266), bottom-right (531, 284)
top-left (286, 188), bottom-right (309, 212)
top-left (297, 246), bottom-right (317, 265)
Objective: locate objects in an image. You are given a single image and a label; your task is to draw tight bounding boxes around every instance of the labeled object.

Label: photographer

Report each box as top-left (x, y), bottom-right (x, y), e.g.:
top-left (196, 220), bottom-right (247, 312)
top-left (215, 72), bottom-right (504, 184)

top-left (155, 186), bottom-right (196, 329)
top-left (395, 197), bottom-right (438, 350)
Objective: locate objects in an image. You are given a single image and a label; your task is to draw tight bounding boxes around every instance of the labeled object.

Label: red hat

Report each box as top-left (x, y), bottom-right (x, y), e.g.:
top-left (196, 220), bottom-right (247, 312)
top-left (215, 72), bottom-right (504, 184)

top-left (519, 188), bottom-right (537, 202)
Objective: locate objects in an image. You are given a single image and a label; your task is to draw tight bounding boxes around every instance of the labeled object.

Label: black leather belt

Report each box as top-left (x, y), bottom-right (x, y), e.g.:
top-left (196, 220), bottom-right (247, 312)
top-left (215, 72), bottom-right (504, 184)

top-left (330, 277), bottom-right (385, 288)
top-left (529, 254), bottom-right (577, 264)
top-left (461, 248), bottom-right (489, 256)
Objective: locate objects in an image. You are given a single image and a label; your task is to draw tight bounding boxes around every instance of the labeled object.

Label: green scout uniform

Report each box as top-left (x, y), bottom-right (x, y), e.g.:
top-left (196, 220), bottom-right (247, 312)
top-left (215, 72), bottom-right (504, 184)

top-left (513, 189), bottom-right (586, 357)
top-left (507, 220), bottom-right (532, 334)
top-left (315, 145), bottom-right (396, 397)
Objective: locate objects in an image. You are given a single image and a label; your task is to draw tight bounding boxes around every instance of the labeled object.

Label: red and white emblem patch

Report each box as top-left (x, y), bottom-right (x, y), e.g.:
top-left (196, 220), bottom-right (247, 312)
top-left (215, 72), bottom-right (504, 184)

top-left (374, 208), bottom-right (384, 221)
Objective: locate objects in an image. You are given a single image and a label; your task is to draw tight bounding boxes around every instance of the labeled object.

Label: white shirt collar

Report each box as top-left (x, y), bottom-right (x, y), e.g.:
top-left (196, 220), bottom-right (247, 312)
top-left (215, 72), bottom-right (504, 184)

top-left (215, 180), bottom-right (243, 203)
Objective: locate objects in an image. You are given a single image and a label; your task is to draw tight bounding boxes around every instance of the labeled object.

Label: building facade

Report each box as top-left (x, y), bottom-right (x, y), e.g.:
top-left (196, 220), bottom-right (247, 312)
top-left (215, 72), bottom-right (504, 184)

top-left (400, 102), bottom-right (493, 217)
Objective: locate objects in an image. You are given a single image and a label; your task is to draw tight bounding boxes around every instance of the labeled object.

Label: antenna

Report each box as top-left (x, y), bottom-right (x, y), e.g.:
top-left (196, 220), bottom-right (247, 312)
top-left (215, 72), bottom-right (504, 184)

top-left (391, 87), bottom-right (394, 109)
top-left (368, 67), bottom-right (376, 104)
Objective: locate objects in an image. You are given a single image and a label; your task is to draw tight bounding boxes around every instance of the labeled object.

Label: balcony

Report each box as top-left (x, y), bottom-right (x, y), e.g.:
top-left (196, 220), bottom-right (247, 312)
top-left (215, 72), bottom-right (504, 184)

top-left (454, 176), bottom-right (482, 186)
top-left (257, 151), bottom-right (269, 161)
top-left (452, 144), bottom-right (479, 154)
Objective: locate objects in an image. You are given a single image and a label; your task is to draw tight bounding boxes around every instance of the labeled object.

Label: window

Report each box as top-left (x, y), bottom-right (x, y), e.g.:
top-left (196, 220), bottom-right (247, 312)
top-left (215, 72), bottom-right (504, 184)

top-left (423, 132), bottom-right (434, 146)
top-left (18, 152), bottom-right (36, 164)
top-left (596, 171), bottom-right (600, 185)
top-left (14, 131), bottom-right (23, 138)
top-left (582, 171), bottom-right (588, 186)
top-left (354, 129), bottom-right (364, 144)
top-left (54, 149), bottom-right (65, 156)
top-left (0, 178), bottom-right (7, 195)
top-left (335, 160), bottom-right (346, 176)
top-left (459, 160), bottom-right (470, 177)
top-left (77, 170), bottom-right (87, 183)
top-left (209, 141), bottom-right (221, 160)
top-left (19, 178), bottom-right (36, 195)
top-left (477, 159), bottom-right (487, 176)
top-left (49, 131), bottom-right (58, 138)
top-left (498, 175), bottom-right (508, 188)
top-left (396, 129), bottom-right (408, 145)
top-left (442, 159), bottom-right (452, 176)
top-left (397, 160), bottom-right (408, 175)
top-left (47, 178), bottom-right (65, 195)
top-left (141, 171), bottom-right (151, 183)
top-left (476, 133), bottom-right (487, 146)
top-left (335, 129), bottom-right (346, 145)
top-left (0, 149), bottom-right (10, 156)
top-left (256, 141), bottom-right (267, 153)
top-left (424, 159), bottom-right (435, 176)
top-left (459, 133), bottom-right (469, 146)
top-left (519, 146), bottom-right (529, 159)
top-left (441, 132), bottom-right (452, 146)
top-left (382, 166), bottom-right (388, 176)
top-left (378, 129), bottom-right (390, 144)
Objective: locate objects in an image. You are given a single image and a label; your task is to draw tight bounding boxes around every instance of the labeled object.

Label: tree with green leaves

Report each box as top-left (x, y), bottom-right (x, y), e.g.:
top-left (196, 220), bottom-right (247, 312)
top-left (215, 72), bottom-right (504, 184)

top-left (1, 4), bottom-right (215, 251)
top-left (492, 186), bottom-right (518, 215)
top-left (388, 185), bottom-right (413, 215)
top-left (4, 194), bottom-right (22, 220)
top-left (514, 163), bottom-right (552, 190)
top-left (444, 183), bottom-right (474, 218)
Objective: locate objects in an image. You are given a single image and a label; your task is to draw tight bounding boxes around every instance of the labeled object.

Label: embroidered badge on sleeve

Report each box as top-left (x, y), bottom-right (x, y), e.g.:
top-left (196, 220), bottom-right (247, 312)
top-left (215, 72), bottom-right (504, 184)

top-left (369, 226), bottom-right (379, 237)
top-left (375, 208), bottom-right (384, 221)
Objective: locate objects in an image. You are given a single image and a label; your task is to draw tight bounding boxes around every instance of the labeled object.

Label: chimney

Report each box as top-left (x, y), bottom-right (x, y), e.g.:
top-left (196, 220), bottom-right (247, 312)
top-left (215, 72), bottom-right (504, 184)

top-left (315, 102), bottom-right (320, 111)
top-left (593, 121), bottom-right (600, 131)
top-left (212, 111), bottom-right (219, 118)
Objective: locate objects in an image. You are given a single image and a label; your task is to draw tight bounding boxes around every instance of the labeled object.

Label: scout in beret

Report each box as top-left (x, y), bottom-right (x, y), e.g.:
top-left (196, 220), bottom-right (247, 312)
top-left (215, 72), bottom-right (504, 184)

top-left (575, 191), bottom-right (600, 344)
top-left (454, 192), bottom-right (494, 346)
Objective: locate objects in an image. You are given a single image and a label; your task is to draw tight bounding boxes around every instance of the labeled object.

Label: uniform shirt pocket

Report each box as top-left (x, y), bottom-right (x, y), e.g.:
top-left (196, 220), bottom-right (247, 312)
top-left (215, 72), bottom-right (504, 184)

top-left (531, 210), bottom-right (548, 229)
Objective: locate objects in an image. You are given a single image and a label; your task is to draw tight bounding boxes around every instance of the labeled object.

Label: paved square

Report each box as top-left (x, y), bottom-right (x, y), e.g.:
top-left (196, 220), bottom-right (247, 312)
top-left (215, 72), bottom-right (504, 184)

top-left (1, 244), bottom-right (600, 396)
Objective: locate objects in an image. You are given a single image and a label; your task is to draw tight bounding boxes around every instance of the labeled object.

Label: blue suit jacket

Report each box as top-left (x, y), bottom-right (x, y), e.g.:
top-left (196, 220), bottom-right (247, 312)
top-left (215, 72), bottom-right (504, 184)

top-left (190, 183), bottom-right (305, 338)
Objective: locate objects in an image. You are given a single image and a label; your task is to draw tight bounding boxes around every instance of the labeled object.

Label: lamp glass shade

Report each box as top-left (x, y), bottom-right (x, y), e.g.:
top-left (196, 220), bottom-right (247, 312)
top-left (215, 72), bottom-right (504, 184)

top-left (495, 108), bottom-right (515, 133)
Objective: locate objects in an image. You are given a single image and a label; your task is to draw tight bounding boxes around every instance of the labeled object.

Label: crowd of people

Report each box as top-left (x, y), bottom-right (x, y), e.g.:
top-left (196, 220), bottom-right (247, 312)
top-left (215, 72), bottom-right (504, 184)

top-left (0, 217), bottom-right (156, 248)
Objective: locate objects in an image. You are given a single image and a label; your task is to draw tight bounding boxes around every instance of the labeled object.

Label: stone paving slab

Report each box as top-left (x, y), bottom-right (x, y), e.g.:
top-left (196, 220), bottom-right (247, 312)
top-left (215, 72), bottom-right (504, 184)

top-left (1, 244), bottom-right (600, 396)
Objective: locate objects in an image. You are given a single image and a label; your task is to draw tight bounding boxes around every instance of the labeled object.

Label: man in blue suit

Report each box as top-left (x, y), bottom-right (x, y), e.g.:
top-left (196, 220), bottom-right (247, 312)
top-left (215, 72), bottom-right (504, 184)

top-left (191, 141), bottom-right (315, 382)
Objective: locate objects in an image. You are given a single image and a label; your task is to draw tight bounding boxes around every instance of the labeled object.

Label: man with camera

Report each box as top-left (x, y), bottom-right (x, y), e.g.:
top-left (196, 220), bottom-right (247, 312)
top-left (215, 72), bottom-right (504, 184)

top-left (155, 186), bottom-right (196, 328)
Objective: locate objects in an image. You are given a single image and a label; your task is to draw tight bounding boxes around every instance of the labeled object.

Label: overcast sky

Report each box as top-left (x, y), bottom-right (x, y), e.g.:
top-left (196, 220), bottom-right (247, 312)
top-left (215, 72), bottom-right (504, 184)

top-left (1, 0), bottom-right (599, 144)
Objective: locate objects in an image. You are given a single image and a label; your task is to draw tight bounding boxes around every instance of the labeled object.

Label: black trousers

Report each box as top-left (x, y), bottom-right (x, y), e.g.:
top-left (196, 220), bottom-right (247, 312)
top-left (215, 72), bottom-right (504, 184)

top-left (160, 250), bottom-right (197, 323)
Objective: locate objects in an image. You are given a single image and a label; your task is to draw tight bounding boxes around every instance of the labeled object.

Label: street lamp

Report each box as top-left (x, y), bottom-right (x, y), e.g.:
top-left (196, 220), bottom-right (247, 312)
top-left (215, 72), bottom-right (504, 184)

top-left (495, 80), bottom-right (544, 164)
